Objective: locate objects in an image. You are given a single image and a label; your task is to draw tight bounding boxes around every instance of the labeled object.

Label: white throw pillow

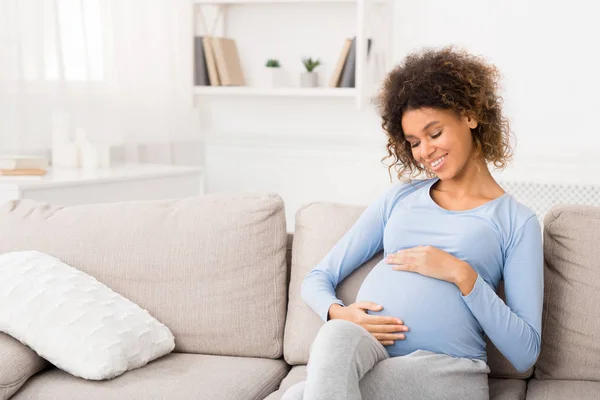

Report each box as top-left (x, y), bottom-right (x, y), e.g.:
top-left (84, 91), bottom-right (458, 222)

top-left (0, 250), bottom-right (175, 380)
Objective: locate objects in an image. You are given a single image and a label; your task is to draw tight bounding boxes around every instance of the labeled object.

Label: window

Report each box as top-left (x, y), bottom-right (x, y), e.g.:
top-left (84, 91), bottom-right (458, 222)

top-left (20, 0), bottom-right (103, 81)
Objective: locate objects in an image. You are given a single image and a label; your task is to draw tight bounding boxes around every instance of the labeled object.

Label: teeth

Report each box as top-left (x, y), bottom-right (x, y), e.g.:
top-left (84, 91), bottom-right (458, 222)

top-left (432, 155), bottom-right (446, 167)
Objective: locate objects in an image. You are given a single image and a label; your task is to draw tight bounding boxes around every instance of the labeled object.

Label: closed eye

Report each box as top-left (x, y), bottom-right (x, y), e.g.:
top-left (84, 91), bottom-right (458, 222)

top-left (431, 130), bottom-right (443, 139)
top-left (410, 141), bottom-right (420, 148)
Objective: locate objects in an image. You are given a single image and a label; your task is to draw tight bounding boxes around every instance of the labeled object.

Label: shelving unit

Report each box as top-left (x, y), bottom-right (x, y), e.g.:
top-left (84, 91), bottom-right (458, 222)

top-left (193, 86), bottom-right (356, 97)
top-left (194, 0), bottom-right (390, 4)
top-left (192, 0), bottom-right (394, 110)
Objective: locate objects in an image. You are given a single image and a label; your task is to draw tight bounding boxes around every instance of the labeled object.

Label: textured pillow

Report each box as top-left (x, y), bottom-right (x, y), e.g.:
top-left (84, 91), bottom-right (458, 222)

top-left (0, 251), bottom-right (175, 381)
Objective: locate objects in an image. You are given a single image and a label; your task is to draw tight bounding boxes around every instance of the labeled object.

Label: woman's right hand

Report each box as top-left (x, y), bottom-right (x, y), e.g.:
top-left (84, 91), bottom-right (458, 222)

top-left (328, 302), bottom-right (409, 346)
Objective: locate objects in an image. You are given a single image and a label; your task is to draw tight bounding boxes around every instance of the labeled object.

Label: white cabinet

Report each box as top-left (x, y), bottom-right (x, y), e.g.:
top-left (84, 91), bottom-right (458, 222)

top-left (0, 164), bottom-right (204, 206)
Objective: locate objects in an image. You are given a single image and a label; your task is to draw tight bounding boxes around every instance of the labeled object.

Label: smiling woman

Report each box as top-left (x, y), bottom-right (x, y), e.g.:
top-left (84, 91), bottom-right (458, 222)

top-left (378, 47), bottom-right (512, 182)
top-left (284, 47), bottom-right (544, 400)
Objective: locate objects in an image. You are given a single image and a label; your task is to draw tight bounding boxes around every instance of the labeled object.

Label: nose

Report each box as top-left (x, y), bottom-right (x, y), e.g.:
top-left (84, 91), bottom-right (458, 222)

top-left (419, 139), bottom-right (435, 162)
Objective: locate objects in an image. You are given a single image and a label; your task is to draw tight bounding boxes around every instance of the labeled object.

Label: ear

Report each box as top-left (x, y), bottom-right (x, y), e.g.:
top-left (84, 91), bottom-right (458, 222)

top-left (464, 115), bottom-right (478, 129)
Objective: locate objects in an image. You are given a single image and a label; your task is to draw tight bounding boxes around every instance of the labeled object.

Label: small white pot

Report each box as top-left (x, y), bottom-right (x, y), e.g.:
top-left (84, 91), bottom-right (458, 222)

top-left (267, 68), bottom-right (287, 88)
top-left (300, 72), bottom-right (318, 88)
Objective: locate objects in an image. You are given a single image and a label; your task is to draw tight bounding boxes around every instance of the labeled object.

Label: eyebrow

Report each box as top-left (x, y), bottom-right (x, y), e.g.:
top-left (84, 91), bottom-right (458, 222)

top-left (405, 120), bottom-right (440, 140)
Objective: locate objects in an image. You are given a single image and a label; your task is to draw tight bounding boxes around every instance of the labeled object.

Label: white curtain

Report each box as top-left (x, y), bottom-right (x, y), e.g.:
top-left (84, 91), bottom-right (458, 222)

top-left (0, 0), bottom-right (200, 164)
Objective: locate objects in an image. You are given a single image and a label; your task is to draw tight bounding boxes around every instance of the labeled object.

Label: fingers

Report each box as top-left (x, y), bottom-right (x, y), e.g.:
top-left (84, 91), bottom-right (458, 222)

top-left (380, 340), bottom-right (394, 346)
top-left (364, 314), bottom-right (405, 325)
top-left (385, 253), bottom-right (414, 264)
top-left (355, 301), bottom-right (383, 312)
top-left (360, 313), bottom-right (404, 325)
top-left (391, 264), bottom-right (414, 272)
top-left (373, 332), bottom-right (406, 341)
top-left (364, 324), bottom-right (409, 333)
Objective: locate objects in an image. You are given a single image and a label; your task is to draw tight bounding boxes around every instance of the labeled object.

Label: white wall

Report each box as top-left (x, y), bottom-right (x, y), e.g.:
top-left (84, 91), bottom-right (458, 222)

top-left (197, 0), bottom-right (600, 230)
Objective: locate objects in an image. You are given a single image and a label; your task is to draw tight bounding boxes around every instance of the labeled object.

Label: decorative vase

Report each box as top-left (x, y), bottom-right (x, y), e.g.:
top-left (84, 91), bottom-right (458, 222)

top-left (268, 68), bottom-right (287, 88)
top-left (300, 72), bottom-right (318, 88)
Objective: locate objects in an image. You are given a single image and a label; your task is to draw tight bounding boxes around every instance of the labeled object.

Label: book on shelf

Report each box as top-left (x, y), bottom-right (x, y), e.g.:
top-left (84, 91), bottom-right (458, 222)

top-left (211, 37), bottom-right (245, 86)
top-left (0, 168), bottom-right (47, 176)
top-left (333, 37), bottom-right (373, 88)
top-left (195, 36), bottom-right (245, 87)
top-left (329, 38), bottom-right (353, 87)
top-left (0, 155), bottom-right (48, 170)
top-left (194, 36), bottom-right (210, 86)
top-left (202, 37), bottom-right (221, 86)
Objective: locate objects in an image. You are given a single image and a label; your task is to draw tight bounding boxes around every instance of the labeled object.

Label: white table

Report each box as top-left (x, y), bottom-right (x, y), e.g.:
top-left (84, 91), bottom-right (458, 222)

top-left (0, 164), bottom-right (204, 206)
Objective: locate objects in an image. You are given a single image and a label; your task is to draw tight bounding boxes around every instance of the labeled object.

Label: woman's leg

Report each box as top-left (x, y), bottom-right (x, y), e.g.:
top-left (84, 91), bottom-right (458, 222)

top-left (283, 319), bottom-right (390, 400)
top-left (359, 349), bottom-right (490, 400)
top-left (280, 381), bottom-right (306, 400)
top-left (282, 321), bottom-right (489, 400)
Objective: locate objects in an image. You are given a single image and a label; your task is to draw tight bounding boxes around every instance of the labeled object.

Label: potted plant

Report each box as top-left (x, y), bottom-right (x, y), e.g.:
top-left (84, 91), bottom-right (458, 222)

top-left (265, 58), bottom-right (286, 88)
top-left (300, 57), bottom-right (321, 88)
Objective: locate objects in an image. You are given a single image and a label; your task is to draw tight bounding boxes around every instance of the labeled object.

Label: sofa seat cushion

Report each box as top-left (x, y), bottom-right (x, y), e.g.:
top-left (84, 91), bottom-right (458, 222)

top-left (0, 194), bottom-right (288, 359)
top-left (488, 378), bottom-right (526, 400)
top-left (12, 353), bottom-right (289, 400)
top-left (0, 333), bottom-right (49, 400)
top-left (526, 379), bottom-right (600, 400)
top-left (264, 365), bottom-right (307, 400)
top-left (263, 365), bottom-right (523, 400)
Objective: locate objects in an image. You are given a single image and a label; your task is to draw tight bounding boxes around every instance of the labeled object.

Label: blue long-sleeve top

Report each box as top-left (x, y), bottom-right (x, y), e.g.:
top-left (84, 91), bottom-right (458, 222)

top-left (301, 178), bottom-right (543, 373)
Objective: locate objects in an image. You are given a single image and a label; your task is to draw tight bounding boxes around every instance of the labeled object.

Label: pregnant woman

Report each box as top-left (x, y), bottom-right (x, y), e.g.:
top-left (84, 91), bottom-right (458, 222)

top-left (282, 47), bottom-right (543, 399)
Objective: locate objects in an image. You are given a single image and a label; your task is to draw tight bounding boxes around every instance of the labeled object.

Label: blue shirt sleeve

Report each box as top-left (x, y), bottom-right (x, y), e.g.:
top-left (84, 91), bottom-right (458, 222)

top-left (301, 183), bottom-right (401, 321)
top-left (462, 215), bottom-right (543, 372)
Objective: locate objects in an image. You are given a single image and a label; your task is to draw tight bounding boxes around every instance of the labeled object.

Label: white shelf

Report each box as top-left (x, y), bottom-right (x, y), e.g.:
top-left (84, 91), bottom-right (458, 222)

top-left (195, 0), bottom-right (351, 4)
top-left (193, 86), bottom-right (356, 97)
top-left (0, 164), bottom-right (204, 190)
top-left (194, 0), bottom-right (392, 4)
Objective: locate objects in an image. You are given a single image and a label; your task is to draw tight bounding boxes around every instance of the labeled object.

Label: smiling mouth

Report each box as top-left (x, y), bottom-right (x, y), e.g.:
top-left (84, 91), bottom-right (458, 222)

top-left (429, 154), bottom-right (447, 171)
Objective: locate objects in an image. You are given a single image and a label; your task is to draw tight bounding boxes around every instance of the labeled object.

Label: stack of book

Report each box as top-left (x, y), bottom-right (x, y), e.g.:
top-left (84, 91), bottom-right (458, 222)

top-left (0, 155), bottom-right (48, 176)
top-left (194, 36), bottom-right (246, 87)
top-left (329, 37), bottom-right (372, 88)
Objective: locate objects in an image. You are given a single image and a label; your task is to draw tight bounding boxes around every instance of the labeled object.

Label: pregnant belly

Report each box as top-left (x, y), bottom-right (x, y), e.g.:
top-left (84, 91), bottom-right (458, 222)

top-left (355, 260), bottom-right (485, 359)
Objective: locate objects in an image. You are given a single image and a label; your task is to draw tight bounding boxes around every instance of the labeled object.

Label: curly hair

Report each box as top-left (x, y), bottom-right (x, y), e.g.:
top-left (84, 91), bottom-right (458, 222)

top-left (375, 46), bottom-right (512, 181)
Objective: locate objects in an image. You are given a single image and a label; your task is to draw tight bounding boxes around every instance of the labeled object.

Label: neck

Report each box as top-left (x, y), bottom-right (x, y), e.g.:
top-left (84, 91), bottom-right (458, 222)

top-left (436, 157), bottom-right (499, 197)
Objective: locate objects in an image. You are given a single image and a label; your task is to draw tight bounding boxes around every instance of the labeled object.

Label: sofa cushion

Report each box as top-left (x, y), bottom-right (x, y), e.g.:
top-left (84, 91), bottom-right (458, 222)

top-left (264, 366), bottom-right (523, 400)
top-left (526, 379), bottom-right (600, 400)
top-left (0, 333), bottom-right (48, 400)
top-left (488, 378), bottom-right (526, 400)
top-left (283, 202), bottom-right (379, 366)
top-left (0, 194), bottom-right (287, 359)
top-left (534, 205), bottom-right (600, 380)
top-left (12, 353), bottom-right (289, 400)
top-left (283, 201), bottom-right (529, 379)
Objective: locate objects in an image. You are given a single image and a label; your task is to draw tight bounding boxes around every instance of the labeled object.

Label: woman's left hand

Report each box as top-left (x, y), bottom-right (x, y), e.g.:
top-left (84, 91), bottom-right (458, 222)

top-left (385, 246), bottom-right (478, 295)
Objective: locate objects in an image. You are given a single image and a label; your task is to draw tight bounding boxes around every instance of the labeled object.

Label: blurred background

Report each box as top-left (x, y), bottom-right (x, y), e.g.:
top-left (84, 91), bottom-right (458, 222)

top-left (1, 0), bottom-right (598, 229)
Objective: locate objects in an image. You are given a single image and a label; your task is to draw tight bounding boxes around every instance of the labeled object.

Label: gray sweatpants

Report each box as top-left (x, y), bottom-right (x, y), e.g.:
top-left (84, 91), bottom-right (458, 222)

top-left (282, 319), bottom-right (490, 400)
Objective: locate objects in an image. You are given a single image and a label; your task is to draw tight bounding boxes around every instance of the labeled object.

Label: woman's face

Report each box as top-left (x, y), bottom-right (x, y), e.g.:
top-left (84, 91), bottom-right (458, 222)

top-left (401, 107), bottom-right (478, 181)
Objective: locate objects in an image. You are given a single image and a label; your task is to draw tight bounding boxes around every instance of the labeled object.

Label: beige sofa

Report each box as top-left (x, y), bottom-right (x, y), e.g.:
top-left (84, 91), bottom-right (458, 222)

top-left (0, 193), bottom-right (598, 399)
